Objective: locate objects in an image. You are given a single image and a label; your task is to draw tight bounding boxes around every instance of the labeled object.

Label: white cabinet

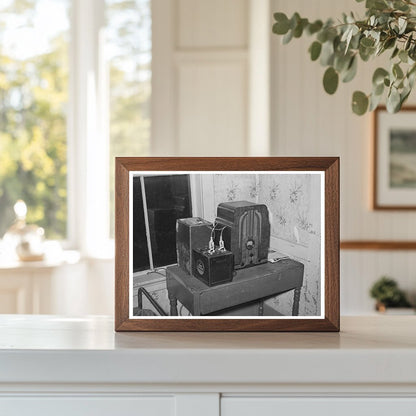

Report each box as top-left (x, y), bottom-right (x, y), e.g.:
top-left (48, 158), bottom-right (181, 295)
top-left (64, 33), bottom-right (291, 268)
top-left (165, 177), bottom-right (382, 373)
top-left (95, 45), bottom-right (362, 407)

top-left (1, 397), bottom-right (175, 416)
top-left (1, 316), bottom-right (416, 415)
top-left (222, 398), bottom-right (416, 416)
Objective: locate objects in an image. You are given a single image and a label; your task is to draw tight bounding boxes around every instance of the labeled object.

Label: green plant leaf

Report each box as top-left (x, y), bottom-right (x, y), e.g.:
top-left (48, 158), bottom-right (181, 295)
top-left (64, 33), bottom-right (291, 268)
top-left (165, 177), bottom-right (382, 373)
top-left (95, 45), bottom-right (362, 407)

top-left (307, 20), bottom-right (323, 35)
top-left (366, 0), bottom-right (388, 10)
top-left (398, 16), bottom-right (407, 34)
top-left (383, 37), bottom-right (396, 50)
top-left (320, 40), bottom-right (335, 66)
top-left (360, 37), bottom-right (375, 48)
top-left (282, 29), bottom-right (293, 44)
top-left (387, 87), bottom-right (401, 112)
top-left (273, 13), bottom-right (290, 35)
top-left (372, 67), bottom-right (389, 86)
top-left (309, 41), bottom-right (322, 61)
top-left (391, 47), bottom-right (399, 59)
top-left (393, 63), bottom-right (404, 79)
top-left (334, 52), bottom-right (352, 72)
top-left (369, 92), bottom-right (383, 111)
top-left (399, 49), bottom-right (408, 63)
top-left (342, 56), bottom-right (358, 82)
top-left (405, 34), bottom-right (413, 51)
top-left (352, 91), bottom-right (369, 115)
top-left (293, 17), bottom-right (309, 38)
top-left (323, 67), bottom-right (339, 94)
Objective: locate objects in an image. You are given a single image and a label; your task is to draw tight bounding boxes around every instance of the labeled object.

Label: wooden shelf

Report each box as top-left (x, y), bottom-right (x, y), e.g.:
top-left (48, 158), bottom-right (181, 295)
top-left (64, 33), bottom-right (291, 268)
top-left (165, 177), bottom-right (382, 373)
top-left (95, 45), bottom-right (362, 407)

top-left (341, 241), bottom-right (416, 250)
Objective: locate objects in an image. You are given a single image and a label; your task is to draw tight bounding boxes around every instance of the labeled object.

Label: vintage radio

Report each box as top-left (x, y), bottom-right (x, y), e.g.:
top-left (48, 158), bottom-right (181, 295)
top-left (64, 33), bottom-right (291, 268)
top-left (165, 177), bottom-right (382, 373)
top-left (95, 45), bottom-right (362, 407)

top-left (215, 201), bottom-right (270, 269)
top-left (191, 248), bottom-right (234, 287)
top-left (176, 217), bottom-right (212, 274)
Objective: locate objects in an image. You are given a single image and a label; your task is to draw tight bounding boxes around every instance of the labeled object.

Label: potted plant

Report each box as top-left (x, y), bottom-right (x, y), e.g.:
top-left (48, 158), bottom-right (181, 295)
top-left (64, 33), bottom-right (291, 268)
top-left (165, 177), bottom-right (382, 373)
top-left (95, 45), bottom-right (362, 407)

top-left (369, 276), bottom-right (413, 313)
top-left (272, 0), bottom-right (416, 115)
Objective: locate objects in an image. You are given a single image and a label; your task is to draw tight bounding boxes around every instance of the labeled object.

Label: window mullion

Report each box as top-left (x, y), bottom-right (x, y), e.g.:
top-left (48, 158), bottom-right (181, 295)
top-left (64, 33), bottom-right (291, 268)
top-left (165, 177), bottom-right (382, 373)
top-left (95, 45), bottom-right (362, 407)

top-left (70, 0), bottom-right (109, 256)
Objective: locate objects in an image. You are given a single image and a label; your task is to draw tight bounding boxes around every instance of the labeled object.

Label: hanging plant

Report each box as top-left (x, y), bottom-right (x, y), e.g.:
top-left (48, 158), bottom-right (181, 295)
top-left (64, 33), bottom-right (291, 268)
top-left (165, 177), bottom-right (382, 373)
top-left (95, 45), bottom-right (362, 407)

top-left (272, 0), bottom-right (416, 115)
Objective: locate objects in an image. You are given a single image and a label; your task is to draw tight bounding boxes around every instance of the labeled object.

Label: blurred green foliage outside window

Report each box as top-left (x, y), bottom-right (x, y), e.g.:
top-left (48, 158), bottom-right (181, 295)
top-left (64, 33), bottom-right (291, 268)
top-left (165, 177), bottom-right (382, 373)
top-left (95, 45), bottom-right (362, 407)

top-left (0, 0), bottom-right (69, 239)
top-left (0, 0), bottom-right (151, 241)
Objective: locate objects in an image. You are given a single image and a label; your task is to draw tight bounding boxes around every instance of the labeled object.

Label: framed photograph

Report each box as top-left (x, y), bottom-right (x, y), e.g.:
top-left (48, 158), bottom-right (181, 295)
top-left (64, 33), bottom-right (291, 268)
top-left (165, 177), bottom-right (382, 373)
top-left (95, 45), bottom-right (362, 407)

top-left (115, 157), bottom-right (339, 332)
top-left (374, 106), bottom-right (416, 210)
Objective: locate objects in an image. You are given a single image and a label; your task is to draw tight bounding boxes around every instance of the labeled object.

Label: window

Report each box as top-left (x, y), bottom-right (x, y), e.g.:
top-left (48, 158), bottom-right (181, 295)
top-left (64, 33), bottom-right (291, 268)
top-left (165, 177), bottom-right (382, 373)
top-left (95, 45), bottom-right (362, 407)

top-left (0, 0), bottom-right (70, 239)
top-left (132, 175), bottom-right (192, 272)
top-left (0, 0), bottom-right (152, 253)
top-left (106, 0), bottom-right (152, 237)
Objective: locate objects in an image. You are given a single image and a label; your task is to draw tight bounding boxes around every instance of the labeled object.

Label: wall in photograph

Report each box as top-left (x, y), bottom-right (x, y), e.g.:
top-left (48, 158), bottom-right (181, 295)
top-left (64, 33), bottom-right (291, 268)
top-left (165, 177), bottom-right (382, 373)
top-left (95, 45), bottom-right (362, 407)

top-left (199, 173), bottom-right (322, 316)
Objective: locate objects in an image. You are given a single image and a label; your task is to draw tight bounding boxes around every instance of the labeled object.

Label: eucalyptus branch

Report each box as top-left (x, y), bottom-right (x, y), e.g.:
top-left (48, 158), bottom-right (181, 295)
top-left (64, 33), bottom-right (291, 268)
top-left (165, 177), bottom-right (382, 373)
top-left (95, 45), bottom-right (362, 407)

top-left (272, 0), bottom-right (416, 115)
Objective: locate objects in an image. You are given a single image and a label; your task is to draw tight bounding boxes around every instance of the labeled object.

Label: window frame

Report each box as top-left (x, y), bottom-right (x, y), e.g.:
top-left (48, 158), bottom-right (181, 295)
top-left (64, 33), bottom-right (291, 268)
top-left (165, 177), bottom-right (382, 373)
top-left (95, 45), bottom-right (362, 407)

top-left (0, 0), bottom-right (154, 257)
top-left (68, 0), bottom-right (111, 257)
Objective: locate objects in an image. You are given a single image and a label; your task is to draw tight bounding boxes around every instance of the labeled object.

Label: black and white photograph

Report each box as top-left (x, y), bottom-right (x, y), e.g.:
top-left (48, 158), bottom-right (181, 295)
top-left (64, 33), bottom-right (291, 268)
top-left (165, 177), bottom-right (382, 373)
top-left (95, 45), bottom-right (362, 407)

top-left (129, 171), bottom-right (324, 319)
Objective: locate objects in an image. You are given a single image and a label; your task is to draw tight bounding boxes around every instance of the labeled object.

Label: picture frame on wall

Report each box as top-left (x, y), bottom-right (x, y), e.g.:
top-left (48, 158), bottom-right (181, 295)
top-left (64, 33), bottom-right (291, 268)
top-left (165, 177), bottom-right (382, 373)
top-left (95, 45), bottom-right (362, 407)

top-left (374, 106), bottom-right (416, 210)
top-left (115, 157), bottom-right (340, 332)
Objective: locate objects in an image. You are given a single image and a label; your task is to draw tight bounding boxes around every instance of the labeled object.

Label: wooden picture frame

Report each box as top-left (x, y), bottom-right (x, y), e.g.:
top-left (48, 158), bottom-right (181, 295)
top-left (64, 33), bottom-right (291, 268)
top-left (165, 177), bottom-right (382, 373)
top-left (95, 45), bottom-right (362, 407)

top-left (115, 157), bottom-right (339, 332)
top-left (373, 106), bottom-right (416, 210)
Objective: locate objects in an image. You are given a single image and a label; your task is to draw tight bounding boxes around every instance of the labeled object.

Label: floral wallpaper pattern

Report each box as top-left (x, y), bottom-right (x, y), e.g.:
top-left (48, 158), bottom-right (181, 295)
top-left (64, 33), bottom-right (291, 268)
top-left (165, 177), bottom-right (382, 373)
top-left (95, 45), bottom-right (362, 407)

top-left (212, 173), bottom-right (322, 316)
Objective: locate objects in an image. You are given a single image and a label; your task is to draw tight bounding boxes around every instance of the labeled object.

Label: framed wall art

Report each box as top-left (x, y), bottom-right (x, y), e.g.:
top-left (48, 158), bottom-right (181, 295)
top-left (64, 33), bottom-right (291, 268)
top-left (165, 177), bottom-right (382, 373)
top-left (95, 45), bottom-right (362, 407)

top-left (374, 106), bottom-right (416, 210)
top-left (115, 157), bottom-right (339, 332)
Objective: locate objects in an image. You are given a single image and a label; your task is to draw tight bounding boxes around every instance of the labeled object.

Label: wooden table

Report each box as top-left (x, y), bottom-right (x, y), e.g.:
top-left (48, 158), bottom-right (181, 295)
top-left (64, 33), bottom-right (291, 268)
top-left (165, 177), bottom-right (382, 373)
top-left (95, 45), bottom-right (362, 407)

top-left (166, 259), bottom-right (304, 316)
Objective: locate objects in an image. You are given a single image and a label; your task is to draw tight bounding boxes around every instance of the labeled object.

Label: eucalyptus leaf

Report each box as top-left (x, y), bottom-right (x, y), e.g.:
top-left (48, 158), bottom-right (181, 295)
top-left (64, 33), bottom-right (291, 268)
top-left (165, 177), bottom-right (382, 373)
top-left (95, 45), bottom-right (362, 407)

top-left (320, 40), bottom-right (335, 66)
top-left (307, 20), bottom-right (323, 35)
top-left (387, 87), bottom-right (401, 112)
top-left (282, 29), bottom-right (293, 44)
top-left (401, 87), bottom-right (411, 105)
top-left (399, 49), bottom-right (408, 63)
top-left (342, 56), bottom-right (358, 83)
top-left (393, 63), bottom-right (404, 79)
top-left (372, 68), bottom-right (389, 86)
top-left (398, 17), bottom-right (407, 34)
top-left (405, 34), bottom-right (413, 50)
top-left (273, 13), bottom-right (290, 35)
top-left (359, 44), bottom-right (375, 61)
top-left (309, 41), bottom-right (322, 61)
top-left (334, 52), bottom-right (352, 72)
top-left (373, 82), bottom-right (385, 96)
top-left (383, 37), bottom-right (396, 50)
top-left (323, 67), bottom-right (339, 94)
top-left (293, 18), bottom-right (309, 38)
top-left (352, 91), bottom-right (369, 115)
top-left (391, 47), bottom-right (399, 59)
top-left (366, 0), bottom-right (388, 10)
top-left (360, 37), bottom-right (375, 48)
top-left (369, 92), bottom-right (383, 111)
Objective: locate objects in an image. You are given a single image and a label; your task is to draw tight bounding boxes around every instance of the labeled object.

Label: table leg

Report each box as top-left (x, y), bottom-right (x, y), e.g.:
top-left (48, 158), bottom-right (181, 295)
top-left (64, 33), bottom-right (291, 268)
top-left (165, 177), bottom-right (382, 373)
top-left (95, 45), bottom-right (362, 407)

top-left (169, 296), bottom-right (178, 316)
top-left (292, 287), bottom-right (301, 316)
top-left (258, 300), bottom-right (264, 316)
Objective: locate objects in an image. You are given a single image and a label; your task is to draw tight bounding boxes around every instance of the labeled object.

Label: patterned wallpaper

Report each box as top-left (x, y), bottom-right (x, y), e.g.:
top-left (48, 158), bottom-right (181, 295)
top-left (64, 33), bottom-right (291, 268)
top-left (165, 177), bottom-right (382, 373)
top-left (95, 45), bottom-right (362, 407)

top-left (209, 173), bottom-right (322, 316)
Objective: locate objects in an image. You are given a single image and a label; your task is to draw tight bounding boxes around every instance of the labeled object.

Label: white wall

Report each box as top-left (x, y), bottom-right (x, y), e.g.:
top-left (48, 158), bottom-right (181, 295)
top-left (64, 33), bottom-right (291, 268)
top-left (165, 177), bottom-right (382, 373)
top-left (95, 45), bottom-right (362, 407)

top-left (152, 0), bottom-right (269, 156)
top-left (271, 0), bottom-right (416, 313)
top-left (23, 0), bottom-right (415, 317)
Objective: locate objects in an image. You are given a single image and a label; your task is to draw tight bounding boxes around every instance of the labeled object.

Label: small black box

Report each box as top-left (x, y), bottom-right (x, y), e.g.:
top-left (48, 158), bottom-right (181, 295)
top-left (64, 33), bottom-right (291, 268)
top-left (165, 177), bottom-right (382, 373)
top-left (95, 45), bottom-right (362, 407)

top-left (176, 217), bottom-right (212, 274)
top-left (192, 248), bottom-right (234, 287)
